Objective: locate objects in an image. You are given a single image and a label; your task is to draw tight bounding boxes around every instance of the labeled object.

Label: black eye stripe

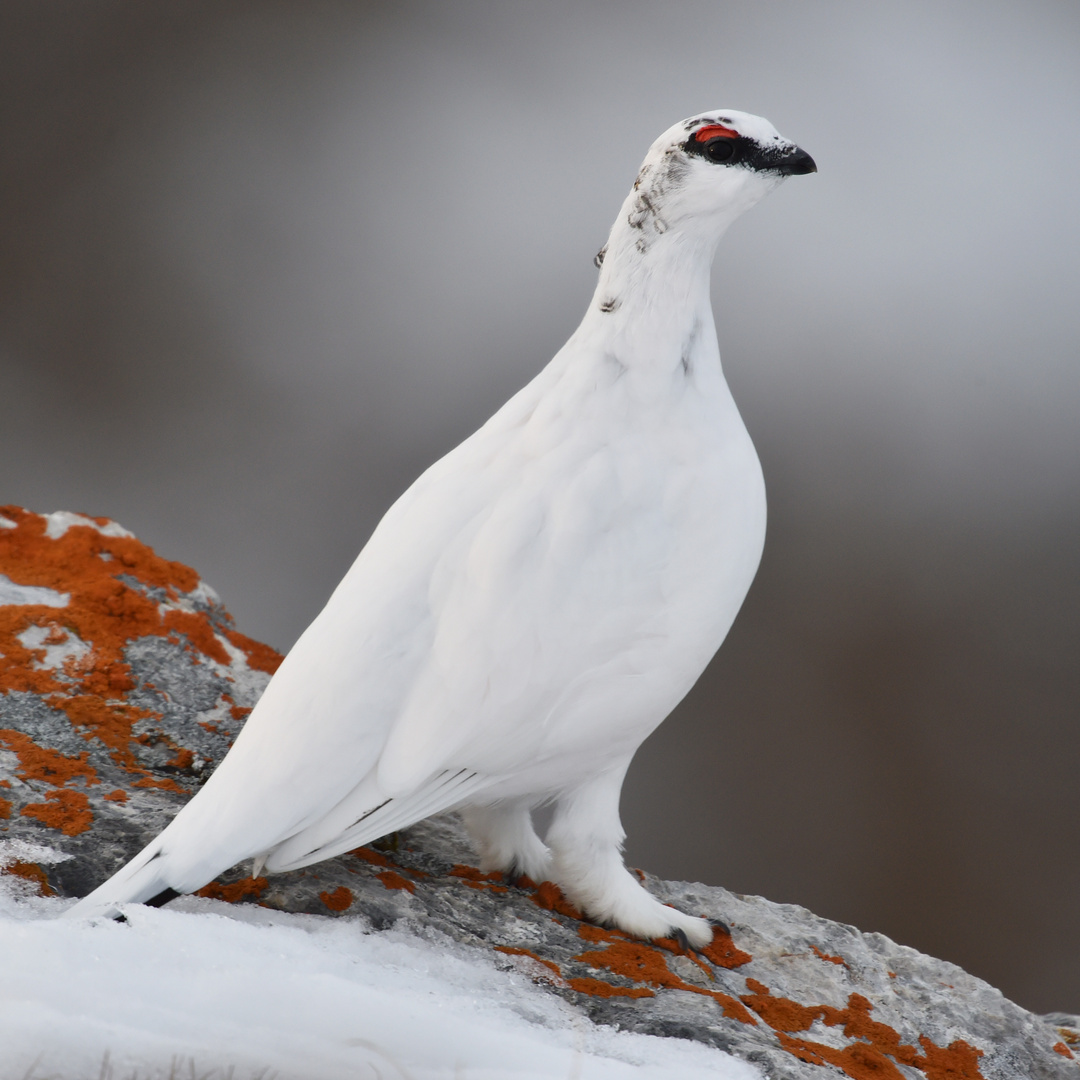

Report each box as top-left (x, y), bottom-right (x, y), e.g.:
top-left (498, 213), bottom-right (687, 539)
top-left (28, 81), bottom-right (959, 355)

top-left (681, 132), bottom-right (809, 175)
top-left (683, 132), bottom-right (753, 165)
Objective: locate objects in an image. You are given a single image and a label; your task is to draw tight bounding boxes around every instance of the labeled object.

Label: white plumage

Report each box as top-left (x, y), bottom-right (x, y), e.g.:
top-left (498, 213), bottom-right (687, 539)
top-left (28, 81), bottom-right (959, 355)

top-left (68, 111), bottom-right (815, 946)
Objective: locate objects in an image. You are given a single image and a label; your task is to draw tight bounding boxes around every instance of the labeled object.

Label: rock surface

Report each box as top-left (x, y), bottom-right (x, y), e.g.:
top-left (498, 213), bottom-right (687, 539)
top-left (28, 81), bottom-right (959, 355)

top-left (1, 505), bottom-right (1075, 1080)
top-left (0, 505), bottom-right (279, 899)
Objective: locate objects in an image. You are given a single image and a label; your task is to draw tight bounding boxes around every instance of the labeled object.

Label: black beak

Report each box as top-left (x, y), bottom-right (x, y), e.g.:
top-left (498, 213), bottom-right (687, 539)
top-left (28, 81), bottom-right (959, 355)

top-left (774, 145), bottom-right (817, 176)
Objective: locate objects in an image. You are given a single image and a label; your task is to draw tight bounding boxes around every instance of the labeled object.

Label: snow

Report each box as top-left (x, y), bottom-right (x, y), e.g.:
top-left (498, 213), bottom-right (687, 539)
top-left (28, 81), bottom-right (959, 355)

top-left (42, 511), bottom-right (134, 540)
top-left (0, 845), bottom-right (761, 1080)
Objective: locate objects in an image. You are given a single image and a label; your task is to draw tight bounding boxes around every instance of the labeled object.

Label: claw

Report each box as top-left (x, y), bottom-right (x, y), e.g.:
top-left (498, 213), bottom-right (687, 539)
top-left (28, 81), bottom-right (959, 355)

top-left (506, 871), bottom-right (538, 890)
top-left (671, 927), bottom-right (691, 953)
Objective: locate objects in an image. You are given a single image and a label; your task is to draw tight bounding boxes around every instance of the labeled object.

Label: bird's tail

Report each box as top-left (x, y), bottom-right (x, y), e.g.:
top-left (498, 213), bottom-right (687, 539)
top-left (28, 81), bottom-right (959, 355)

top-left (62, 838), bottom-right (183, 920)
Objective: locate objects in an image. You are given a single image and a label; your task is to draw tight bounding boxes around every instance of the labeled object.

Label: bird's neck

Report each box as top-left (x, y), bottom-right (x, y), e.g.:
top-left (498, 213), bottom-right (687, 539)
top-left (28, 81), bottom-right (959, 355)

top-left (575, 195), bottom-right (732, 378)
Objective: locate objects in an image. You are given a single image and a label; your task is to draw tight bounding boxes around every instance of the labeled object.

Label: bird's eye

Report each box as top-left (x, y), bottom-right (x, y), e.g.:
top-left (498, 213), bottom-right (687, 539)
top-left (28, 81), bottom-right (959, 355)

top-left (703, 138), bottom-right (737, 164)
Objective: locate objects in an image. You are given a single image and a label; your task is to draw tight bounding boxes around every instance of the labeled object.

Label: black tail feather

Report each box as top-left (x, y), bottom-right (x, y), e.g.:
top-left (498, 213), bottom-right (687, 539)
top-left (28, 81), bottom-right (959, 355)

top-left (145, 887), bottom-right (181, 908)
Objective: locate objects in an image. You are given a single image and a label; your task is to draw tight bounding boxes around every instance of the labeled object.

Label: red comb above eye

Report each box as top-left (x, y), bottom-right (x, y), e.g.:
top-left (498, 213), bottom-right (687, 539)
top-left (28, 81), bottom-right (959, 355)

top-left (694, 123), bottom-right (739, 141)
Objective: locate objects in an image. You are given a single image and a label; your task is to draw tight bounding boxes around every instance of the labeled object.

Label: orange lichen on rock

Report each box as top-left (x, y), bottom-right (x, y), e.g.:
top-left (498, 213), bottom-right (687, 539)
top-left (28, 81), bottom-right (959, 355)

top-left (811, 944), bottom-right (848, 967)
top-left (914, 1036), bottom-right (985, 1080)
top-left (775, 1031), bottom-right (910, 1080)
top-left (458, 879), bottom-right (508, 893)
top-left (556, 921), bottom-right (986, 1078)
top-left (450, 864), bottom-right (509, 893)
top-left (131, 775), bottom-right (186, 793)
top-left (494, 946), bottom-right (564, 980)
top-left (103, 789), bottom-right (128, 803)
top-left (376, 870), bottom-right (415, 894)
top-left (572, 923), bottom-right (756, 1023)
top-left (160, 609), bottom-right (233, 666)
top-left (450, 864), bottom-right (503, 882)
top-left (167, 748), bottom-right (195, 770)
top-left (2, 860), bottom-right (55, 896)
top-left (0, 729), bottom-right (98, 788)
top-left (1053, 1042), bottom-right (1074, 1059)
top-left (740, 980), bottom-right (986, 1080)
top-left (551, 920), bottom-right (990, 1080)
top-left (498, 930), bottom-right (656, 1003)
top-left (351, 846), bottom-right (391, 867)
top-left (698, 926), bottom-right (752, 969)
top-left (20, 788), bottom-right (93, 835)
top-left (348, 845), bottom-right (432, 893)
top-left (739, 978), bottom-right (822, 1032)
top-left (0, 507), bottom-right (283, 789)
top-left (48, 694), bottom-right (156, 771)
top-left (651, 934), bottom-right (719, 981)
top-left (77, 661), bottom-right (136, 697)
top-left (320, 885), bottom-right (354, 911)
top-left (0, 795), bottom-right (10, 818)
top-left (576, 923), bottom-right (680, 984)
top-left (195, 875), bottom-right (268, 903)
top-left (0, 610), bottom-right (62, 697)
top-left (224, 631), bottom-right (282, 675)
top-left (530, 879), bottom-right (584, 918)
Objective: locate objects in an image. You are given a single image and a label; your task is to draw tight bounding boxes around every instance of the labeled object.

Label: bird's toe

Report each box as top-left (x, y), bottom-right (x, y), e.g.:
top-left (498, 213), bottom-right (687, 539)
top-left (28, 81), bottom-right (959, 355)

top-left (671, 927), bottom-right (691, 952)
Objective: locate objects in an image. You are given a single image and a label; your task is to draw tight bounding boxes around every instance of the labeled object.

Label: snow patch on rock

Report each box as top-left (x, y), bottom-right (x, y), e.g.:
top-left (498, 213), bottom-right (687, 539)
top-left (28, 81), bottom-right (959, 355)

top-left (0, 573), bottom-right (68, 608)
top-left (43, 510), bottom-right (135, 540)
top-left (16, 624), bottom-right (92, 671)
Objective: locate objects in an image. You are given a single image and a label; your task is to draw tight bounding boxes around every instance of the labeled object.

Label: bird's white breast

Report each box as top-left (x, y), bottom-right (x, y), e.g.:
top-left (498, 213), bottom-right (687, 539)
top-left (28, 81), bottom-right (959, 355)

top-left (370, 325), bottom-right (766, 795)
top-left (205, 314), bottom-right (765, 821)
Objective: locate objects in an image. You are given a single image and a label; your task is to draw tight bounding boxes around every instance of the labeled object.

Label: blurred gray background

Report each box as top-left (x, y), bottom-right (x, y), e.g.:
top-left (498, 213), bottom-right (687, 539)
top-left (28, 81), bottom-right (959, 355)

top-left (2, 0), bottom-right (1078, 1013)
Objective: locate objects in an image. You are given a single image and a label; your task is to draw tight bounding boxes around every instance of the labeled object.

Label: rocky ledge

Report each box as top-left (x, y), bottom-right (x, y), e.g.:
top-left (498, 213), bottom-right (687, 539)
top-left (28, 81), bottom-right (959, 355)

top-left (0, 505), bottom-right (1075, 1080)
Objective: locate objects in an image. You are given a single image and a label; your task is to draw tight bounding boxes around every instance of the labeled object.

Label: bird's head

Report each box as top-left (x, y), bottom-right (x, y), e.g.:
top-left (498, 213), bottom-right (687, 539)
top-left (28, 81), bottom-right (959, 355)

top-left (605, 110), bottom-right (815, 260)
top-left (678, 110), bottom-right (814, 171)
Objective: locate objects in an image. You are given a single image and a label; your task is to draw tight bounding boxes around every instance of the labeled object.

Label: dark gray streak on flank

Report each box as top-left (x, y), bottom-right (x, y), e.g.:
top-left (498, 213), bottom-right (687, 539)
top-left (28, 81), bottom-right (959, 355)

top-left (680, 319), bottom-right (701, 377)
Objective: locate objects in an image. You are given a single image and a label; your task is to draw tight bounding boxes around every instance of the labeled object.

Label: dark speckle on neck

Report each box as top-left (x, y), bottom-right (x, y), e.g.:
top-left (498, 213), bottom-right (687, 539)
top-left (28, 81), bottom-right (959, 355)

top-left (625, 154), bottom-right (687, 253)
top-left (599, 297), bottom-right (619, 313)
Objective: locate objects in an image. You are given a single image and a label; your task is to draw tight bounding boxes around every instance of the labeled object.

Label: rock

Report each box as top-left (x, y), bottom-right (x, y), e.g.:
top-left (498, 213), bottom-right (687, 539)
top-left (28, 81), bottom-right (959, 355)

top-left (0, 505), bottom-right (278, 897)
top-left (0, 505), bottom-right (1074, 1079)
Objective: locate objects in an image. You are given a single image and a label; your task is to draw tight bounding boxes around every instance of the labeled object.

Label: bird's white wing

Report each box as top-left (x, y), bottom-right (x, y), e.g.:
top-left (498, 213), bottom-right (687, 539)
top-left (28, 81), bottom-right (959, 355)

top-left (262, 766), bottom-right (489, 872)
top-left (264, 383), bottom-right (686, 870)
top-left (373, 357), bottom-right (710, 796)
top-left (129, 360), bottom-right (574, 887)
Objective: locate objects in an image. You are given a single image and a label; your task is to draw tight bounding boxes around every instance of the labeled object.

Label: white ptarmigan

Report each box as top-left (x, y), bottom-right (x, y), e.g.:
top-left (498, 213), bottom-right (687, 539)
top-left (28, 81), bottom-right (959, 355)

top-left (68, 111), bottom-right (815, 946)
